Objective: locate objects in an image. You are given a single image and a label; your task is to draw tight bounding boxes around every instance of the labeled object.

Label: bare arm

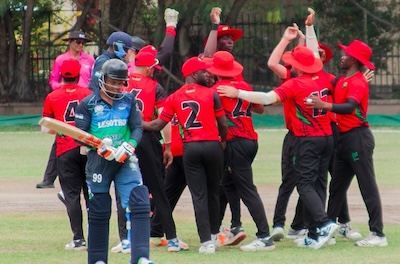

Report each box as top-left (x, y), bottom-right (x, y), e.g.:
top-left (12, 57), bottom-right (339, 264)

top-left (267, 26), bottom-right (298, 79)
top-left (142, 118), bottom-right (168, 131)
top-left (251, 104), bottom-right (265, 114)
top-left (203, 7), bottom-right (221, 57)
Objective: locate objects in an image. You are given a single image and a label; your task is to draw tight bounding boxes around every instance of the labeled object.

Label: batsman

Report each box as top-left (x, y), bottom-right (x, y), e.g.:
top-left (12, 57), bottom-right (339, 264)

top-left (75, 59), bottom-right (152, 264)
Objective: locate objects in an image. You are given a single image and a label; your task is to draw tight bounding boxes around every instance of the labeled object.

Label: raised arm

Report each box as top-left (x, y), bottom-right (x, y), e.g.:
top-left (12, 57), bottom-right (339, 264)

top-left (156, 8), bottom-right (179, 65)
top-left (267, 26), bottom-right (298, 79)
top-left (203, 7), bottom-right (221, 58)
top-left (305, 7), bottom-right (319, 59)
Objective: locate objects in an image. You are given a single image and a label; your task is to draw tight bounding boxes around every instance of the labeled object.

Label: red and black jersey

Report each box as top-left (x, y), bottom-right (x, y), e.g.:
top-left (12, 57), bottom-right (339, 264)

top-left (170, 114), bottom-right (184, 156)
top-left (213, 79), bottom-right (258, 141)
top-left (42, 83), bottom-right (92, 156)
top-left (274, 74), bottom-right (333, 137)
top-left (333, 71), bottom-right (369, 132)
top-left (125, 73), bottom-right (167, 121)
top-left (281, 67), bottom-right (295, 131)
top-left (313, 70), bottom-right (336, 123)
top-left (161, 83), bottom-right (225, 142)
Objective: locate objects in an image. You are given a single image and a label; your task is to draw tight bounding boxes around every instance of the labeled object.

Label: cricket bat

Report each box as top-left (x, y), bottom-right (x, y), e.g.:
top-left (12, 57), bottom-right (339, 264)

top-left (39, 117), bottom-right (138, 162)
top-left (39, 117), bottom-right (103, 148)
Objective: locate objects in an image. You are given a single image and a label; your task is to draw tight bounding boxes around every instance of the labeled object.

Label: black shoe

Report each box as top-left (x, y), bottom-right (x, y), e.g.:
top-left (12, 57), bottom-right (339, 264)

top-left (36, 181), bottom-right (55, 189)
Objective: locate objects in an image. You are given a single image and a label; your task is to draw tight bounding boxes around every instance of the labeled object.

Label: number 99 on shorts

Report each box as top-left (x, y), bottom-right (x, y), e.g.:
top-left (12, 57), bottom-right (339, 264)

top-left (92, 173), bottom-right (103, 183)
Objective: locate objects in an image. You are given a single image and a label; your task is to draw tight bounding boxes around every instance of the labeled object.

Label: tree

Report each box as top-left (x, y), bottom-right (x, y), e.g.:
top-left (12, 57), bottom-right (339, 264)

top-left (312, 0), bottom-right (400, 73)
top-left (0, 0), bottom-right (52, 102)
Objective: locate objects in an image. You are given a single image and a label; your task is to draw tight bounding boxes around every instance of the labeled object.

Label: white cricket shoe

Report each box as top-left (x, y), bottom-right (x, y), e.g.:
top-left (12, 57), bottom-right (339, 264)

top-left (111, 239), bottom-right (130, 254)
top-left (286, 227), bottom-right (307, 239)
top-left (355, 232), bottom-right (388, 247)
top-left (199, 241), bottom-right (215, 254)
top-left (270, 227), bottom-right (284, 241)
top-left (240, 237), bottom-right (275, 252)
top-left (337, 223), bottom-right (362, 241)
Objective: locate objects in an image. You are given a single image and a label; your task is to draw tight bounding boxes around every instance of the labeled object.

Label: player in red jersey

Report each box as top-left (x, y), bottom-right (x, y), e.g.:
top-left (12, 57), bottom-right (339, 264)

top-left (218, 45), bottom-right (339, 249)
top-left (307, 40), bottom-right (388, 247)
top-left (40, 58), bottom-right (92, 250)
top-left (143, 57), bottom-right (228, 254)
top-left (303, 9), bottom-right (363, 243)
top-left (268, 9), bottom-right (363, 242)
top-left (266, 25), bottom-right (308, 241)
top-left (202, 7), bottom-right (246, 243)
top-left (209, 51), bottom-right (275, 252)
top-left (123, 49), bottom-right (188, 252)
top-left (37, 31), bottom-right (95, 190)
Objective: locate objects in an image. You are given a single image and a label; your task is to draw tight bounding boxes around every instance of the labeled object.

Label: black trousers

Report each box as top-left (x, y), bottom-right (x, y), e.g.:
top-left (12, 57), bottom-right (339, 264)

top-left (57, 147), bottom-right (88, 240)
top-left (219, 166), bottom-right (242, 229)
top-left (183, 141), bottom-right (223, 243)
top-left (294, 136), bottom-right (333, 239)
top-left (273, 125), bottom-right (351, 230)
top-left (327, 127), bottom-right (384, 236)
top-left (273, 131), bottom-right (304, 230)
top-left (135, 131), bottom-right (177, 240)
top-left (42, 140), bottom-right (58, 183)
top-left (225, 138), bottom-right (270, 238)
top-left (150, 156), bottom-right (187, 237)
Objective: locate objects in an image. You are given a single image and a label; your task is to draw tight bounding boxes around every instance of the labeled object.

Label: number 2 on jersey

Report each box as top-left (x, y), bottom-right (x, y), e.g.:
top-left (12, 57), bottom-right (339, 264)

top-left (182, 101), bottom-right (202, 129)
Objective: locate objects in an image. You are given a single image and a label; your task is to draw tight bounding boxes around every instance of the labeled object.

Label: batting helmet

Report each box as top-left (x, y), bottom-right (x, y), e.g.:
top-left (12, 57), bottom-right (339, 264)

top-left (101, 59), bottom-right (128, 81)
top-left (106, 31), bottom-right (133, 59)
top-left (131, 36), bottom-right (146, 51)
top-left (106, 31), bottom-right (133, 48)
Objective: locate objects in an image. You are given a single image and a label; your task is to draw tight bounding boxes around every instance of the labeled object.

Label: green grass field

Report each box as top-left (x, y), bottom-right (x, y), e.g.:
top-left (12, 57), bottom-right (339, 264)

top-left (0, 127), bottom-right (399, 264)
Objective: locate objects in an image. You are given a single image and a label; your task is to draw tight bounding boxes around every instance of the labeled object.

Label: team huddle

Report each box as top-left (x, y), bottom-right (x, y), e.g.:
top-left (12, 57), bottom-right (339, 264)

top-left (39, 6), bottom-right (388, 264)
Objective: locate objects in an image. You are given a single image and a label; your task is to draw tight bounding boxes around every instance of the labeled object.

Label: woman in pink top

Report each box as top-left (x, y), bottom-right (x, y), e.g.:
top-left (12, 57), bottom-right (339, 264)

top-left (49, 31), bottom-right (95, 90)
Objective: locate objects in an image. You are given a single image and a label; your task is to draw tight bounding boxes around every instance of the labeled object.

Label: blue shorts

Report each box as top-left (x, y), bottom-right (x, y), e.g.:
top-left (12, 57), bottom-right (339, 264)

top-left (86, 150), bottom-right (142, 208)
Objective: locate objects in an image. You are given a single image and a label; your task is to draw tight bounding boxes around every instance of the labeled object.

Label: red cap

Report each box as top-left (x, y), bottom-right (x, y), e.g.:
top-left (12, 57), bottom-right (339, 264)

top-left (203, 25), bottom-right (243, 47)
top-left (282, 46), bottom-right (323, 74)
top-left (140, 45), bottom-right (157, 56)
top-left (217, 25), bottom-right (243, 41)
top-left (137, 45), bottom-right (162, 70)
top-left (207, 51), bottom-right (243, 77)
top-left (61, 58), bottom-right (81, 78)
top-left (181, 57), bottom-right (213, 77)
top-left (135, 52), bottom-right (160, 69)
top-left (338, 40), bottom-right (375, 70)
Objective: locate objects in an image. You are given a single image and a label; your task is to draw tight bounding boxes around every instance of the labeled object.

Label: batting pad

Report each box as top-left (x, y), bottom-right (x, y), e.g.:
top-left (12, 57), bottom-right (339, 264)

top-left (130, 185), bottom-right (151, 264)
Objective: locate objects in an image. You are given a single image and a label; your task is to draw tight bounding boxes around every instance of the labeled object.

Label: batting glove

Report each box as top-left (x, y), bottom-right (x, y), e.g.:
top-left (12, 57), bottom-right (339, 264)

top-left (164, 8), bottom-right (179, 28)
top-left (97, 138), bottom-right (115, 161)
top-left (114, 142), bottom-right (135, 163)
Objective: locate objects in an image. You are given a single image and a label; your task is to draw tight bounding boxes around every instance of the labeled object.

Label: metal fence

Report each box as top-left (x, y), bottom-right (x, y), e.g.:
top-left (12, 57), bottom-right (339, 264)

top-left (30, 13), bottom-right (400, 100)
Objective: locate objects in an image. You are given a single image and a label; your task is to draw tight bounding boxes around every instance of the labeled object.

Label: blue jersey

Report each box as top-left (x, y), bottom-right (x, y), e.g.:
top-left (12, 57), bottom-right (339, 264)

top-left (75, 89), bottom-right (143, 148)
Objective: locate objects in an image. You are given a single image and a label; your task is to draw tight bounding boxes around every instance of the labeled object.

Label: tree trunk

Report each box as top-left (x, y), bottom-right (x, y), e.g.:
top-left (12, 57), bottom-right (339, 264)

top-left (73, 0), bottom-right (97, 32)
top-left (119, 0), bottom-right (141, 32)
top-left (100, 0), bottom-right (111, 50)
top-left (0, 11), bottom-right (10, 100)
top-left (226, 0), bottom-right (249, 26)
top-left (0, 9), bottom-right (17, 102)
top-left (13, 0), bottom-right (35, 101)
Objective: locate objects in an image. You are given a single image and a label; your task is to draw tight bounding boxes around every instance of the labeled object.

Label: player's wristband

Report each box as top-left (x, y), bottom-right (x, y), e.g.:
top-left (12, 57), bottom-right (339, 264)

top-left (212, 23), bottom-right (219, 30)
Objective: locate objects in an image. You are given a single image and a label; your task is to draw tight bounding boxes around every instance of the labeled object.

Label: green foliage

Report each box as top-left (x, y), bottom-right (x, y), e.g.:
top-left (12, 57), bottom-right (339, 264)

top-left (313, 0), bottom-right (400, 72)
top-left (169, 0), bottom-right (231, 24)
top-left (5, 0), bottom-right (52, 44)
top-left (141, 2), bottom-right (159, 29)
